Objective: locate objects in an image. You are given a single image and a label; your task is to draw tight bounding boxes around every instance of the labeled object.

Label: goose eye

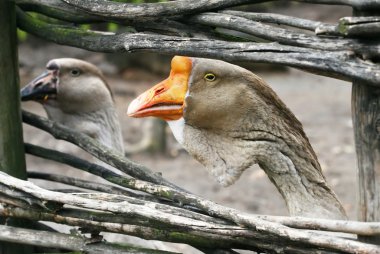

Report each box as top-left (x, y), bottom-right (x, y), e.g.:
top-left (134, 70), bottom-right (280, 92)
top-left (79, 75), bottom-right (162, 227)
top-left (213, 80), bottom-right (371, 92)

top-left (204, 73), bottom-right (216, 82)
top-left (70, 69), bottom-right (81, 77)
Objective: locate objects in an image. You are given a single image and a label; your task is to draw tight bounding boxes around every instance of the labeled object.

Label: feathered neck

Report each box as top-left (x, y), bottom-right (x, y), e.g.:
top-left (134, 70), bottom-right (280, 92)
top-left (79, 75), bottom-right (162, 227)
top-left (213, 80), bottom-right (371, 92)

top-left (43, 105), bottom-right (124, 153)
top-left (179, 75), bottom-right (347, 219)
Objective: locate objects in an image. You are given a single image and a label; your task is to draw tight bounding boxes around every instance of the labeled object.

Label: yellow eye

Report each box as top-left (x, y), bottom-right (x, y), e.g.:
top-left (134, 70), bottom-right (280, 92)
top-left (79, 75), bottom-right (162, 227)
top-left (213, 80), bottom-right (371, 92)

top-left (204, 73), bottom-right (216, 82)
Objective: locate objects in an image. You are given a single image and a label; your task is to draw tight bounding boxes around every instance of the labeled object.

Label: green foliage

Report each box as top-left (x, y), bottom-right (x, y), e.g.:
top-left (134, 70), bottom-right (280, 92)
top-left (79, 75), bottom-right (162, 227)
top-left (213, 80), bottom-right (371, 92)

top-left (107, 23), bottom-right (119, 32)
top-left (79, 24), bottom-right (91, 30)
top-left (17, 28), bottom-right (27, 41)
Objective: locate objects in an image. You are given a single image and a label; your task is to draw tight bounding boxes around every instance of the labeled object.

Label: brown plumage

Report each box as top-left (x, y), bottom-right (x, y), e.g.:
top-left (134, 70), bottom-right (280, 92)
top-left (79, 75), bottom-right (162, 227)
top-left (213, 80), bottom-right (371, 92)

top-left (21, 58), bottom-right (124, 153)
top-left (128, 56), bottom-right (347, 219)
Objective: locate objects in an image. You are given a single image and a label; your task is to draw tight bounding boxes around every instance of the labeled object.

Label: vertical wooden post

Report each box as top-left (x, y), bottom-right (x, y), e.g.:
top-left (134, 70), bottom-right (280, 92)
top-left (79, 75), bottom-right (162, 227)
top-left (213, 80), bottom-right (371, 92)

top-left (0, 1), bottom-right (27, 179)
top-left (352, 9), bottom-right (380, 245)
top-left (0, 0), bottom-right (33, 253)
top-left (352, 85), bottom-right (380, 243)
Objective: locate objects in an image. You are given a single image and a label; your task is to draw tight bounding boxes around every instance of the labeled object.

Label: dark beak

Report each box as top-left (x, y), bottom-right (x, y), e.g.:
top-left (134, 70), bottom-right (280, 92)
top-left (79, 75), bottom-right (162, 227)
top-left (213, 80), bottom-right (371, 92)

top-left (21, 71), bottom-right (58, 102)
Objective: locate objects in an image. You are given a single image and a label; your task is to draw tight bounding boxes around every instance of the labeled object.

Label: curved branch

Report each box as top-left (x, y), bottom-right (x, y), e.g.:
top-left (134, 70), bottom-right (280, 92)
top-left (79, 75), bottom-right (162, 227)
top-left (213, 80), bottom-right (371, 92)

top-left (16, 8), bottom-right (380, 86)
top-left (26, 143), bottom-right (380, 236)
top-left (0, 206), bottom-right (290, 252)
top-left (186, 13), bottom-right (380, 57)
top-left (27, 171), bottom-right (153, 200)
top-left (293, 0), bottom-right (380, 10)
top-left (1, 172), bottom-right (380, 254)
top-left (0, 224), bottom-right (173, 254)
top-left (60, 0), bottom-right (259, 20)
top-left (60, 0), bottom-right (380, 19)
top-left (16, 0), bottom-right (103, 23)
top-left (21, 112), bottom-right (380, 247)
top-left (220, 10), bottom-right (332, 31)
top-left (22, 111), bottom-right (184, 192)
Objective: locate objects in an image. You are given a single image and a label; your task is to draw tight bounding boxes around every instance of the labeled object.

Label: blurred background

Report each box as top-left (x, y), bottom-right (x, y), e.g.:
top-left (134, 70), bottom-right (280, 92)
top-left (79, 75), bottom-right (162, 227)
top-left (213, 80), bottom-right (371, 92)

top-left (19, 1), bottom-right (355, 242)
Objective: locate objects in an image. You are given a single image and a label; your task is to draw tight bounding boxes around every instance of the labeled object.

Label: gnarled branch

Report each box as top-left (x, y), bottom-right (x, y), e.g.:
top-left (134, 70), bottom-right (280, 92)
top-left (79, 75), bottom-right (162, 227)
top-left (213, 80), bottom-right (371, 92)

top-left (16, 9), bottom-right (380, 86)
top-left (0, 224), bottom-right (174, 254)
top-left (1, 172), bottom-right (380, 253)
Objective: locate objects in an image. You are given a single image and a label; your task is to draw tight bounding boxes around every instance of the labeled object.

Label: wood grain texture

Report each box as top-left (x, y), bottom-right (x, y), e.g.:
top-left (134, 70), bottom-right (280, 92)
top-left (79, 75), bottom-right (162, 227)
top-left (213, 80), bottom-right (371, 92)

top-left (352, 84), bottom-right (380, 244)
top-left (0, 0), bottom-right (26, 179)
top-left (61, 0), bottom-right (380, 18)
top-left (1, 171), bottom-right (380, 253)
top-left (0, 225), bottom-right (175, 254)
top-left (351, 8), bottom-right (380, 244)
top-left (15, 8), bottom-right (380, 86)
top-left (0, 1), bottom-right (31, 253)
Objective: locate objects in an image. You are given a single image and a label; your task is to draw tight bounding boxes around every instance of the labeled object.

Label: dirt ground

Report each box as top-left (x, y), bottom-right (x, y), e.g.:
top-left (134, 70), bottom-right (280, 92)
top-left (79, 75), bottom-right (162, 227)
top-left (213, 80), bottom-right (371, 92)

top-left (18, 4), bottom-right (357, 252)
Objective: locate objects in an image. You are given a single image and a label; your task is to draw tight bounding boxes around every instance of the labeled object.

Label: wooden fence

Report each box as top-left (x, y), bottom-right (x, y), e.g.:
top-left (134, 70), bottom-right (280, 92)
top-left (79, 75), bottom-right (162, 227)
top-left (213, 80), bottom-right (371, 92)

top-left (0, 0), bottom-right (380, 253)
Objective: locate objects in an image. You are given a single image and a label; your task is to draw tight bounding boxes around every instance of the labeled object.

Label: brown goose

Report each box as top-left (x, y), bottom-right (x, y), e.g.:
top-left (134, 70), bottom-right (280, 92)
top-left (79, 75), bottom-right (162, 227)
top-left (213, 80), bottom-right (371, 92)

top-left (21, 58), bottom-right (124, 153)
top-left (128, 56), bottom-right (347, 219)
top-left (21, 58), bottom-right (184, 252)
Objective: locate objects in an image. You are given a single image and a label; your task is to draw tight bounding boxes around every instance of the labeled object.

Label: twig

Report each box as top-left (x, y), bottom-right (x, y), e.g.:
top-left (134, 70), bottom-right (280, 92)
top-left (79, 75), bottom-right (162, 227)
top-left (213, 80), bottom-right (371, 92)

top-left (60, 0), bottom-right (380, 19)
top-left (16, 0), bottom-right (103, 23)
top-left (23, 113), bottom-right (380, 237)
top-left (338, 16), bottom-right (380, 37)
top-left (0, 196), bottom-right (361, 253)
top-left (186, 12), bottom-right (380, 57)
top-left (22, 111), bottom-right (184, 192)
top-left (27, 144), bottom-right (380, 237)
top-left (16, 8), bottom-right (380, 86)
top-left (27, 171), bottom-right (159, 201)
top-left (27, 169), bottom-right (228, 225)
top-left (221, 10), bottom-right (336, 32)
top-left (0, 205), bottom-right (269, 251)
top-left (257, 214), bottom-right (380, 236)
top-left (0, 224), bottom-right (175, 254)
top-left (292, 0), bottom-right (380, 10)
top-left (60, 0), bottom-right (257, 20)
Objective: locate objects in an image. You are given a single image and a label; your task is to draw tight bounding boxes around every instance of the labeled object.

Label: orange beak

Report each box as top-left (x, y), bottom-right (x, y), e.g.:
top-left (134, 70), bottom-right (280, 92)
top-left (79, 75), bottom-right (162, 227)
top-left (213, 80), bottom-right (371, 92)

top-left (127, 56), bottom-right (192, 121)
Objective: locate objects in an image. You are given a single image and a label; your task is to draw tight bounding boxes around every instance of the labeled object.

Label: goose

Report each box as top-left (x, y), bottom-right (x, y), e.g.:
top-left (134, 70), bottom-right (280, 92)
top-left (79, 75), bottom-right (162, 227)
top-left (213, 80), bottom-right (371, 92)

top-left (127, 56), bottom-right (347, 219)
top-left (21, 58), bottom-right (180, 252)
top-left (21, 58), bottom-right (124, 154)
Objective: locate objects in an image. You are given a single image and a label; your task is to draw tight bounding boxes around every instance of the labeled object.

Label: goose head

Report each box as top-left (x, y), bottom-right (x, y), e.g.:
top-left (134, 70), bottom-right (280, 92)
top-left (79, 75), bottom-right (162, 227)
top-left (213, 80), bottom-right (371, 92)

top-left (22, 58), bottom-right (124, 152)
top-left (128, 56), bottom-right (346, 219)
top-left (21, 58), bottom-right (114, 113)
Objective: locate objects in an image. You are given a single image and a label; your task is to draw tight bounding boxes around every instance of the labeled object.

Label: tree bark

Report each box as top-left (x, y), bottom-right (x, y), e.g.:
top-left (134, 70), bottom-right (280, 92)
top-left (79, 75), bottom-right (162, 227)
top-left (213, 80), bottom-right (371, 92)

top-left (351, 8), bottom-right (380, 244)
top-left (352, 84), bottom-right (380, 244)
top-left (0, 1), bottom-right (31, 253)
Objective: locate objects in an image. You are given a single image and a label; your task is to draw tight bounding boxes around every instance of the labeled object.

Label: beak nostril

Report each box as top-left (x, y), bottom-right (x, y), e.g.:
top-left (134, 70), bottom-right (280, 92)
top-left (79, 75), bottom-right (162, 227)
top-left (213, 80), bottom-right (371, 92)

top-left (34, 81), bottom-right (44, 89)
top-left (155, 87), bottom-right (165, 95)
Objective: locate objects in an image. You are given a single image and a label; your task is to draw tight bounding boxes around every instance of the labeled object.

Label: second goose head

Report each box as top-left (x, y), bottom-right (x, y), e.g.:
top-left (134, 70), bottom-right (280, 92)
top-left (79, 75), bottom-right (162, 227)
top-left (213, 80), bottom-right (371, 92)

top-left (22, 58), bottom-right (124, 152)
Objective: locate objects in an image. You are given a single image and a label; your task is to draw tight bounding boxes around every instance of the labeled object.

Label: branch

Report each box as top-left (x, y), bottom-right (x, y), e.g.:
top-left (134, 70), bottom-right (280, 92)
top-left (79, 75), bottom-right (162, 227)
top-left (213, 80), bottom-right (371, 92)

top-left (221, 10), bottom-right (336, 32)
top-left (60, 0), bottom-right (380, 18)
top-left (26, 144), bottom-right (380, 237)
top-left (19, 113), bottom-right (380, 253)
top-left (0, 224), bottom-right (174, 254)
top-left (338, 16), bottom-right (380, 37)
top-left (60, 0), bottom-right (258, 20)
top-left (186, 13), bottom-right (380, 57)
top-left (22, 111), bottom-right (184, 192)
top-left (16, 9), bottom-right (380, 86)
top-left (27, 171), bottom-right (227, 226)
top-left (1, 175), bottom-right (379, 253)
top-left (27, 171), bottom-right (156, 200)
top-left (292, 0), bottom-right (380, 10)
top-left (16, 0), bottom-right (103, 23)
top-left (0, 205), bottom-right (312, 253)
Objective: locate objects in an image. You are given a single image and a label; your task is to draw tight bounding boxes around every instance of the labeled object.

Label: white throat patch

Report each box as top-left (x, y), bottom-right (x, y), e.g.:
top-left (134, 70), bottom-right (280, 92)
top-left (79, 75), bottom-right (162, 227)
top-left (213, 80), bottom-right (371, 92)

top-left (167, 117), bottom-right (185, 145)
